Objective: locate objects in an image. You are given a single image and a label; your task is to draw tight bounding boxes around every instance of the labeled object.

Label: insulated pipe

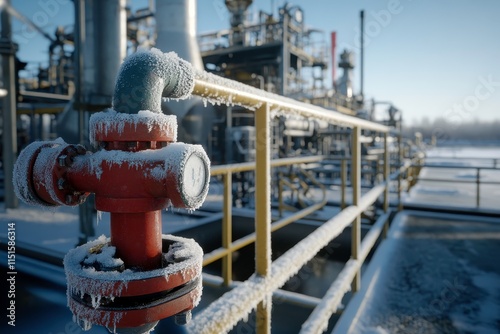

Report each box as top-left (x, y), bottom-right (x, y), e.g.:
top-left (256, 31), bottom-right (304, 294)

top-left (112, 49), bottom-right (194, 114)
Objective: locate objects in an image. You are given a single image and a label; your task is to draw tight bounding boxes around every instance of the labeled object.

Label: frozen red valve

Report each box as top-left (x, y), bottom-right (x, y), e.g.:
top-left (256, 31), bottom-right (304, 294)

top-left (13, 109), bottom-right (209, 333)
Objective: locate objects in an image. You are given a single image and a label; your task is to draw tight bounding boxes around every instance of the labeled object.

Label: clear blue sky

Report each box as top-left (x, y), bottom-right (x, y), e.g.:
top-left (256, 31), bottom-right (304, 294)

top-left (8, 0), bottom-right (500, 125)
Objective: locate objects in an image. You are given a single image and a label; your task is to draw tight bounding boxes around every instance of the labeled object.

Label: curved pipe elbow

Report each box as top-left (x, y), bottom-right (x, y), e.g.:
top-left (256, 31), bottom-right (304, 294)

top-left (112, 48), bottom-right (195, 114)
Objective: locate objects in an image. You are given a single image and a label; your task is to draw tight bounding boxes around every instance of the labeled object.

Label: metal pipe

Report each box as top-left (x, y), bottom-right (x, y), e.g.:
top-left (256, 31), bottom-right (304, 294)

top-left (383, 133), bottom-right (390, 237)
top-left (192, 74), bottom-right (389, 133)
top-left (189, 184), bottom-right (387, 334)
top-left (110, 211), bottom-right (162, 270)
top-left (202, 273), bottom-right (324, 310)
top-left (93, 0), bottom-right (127, 98)
top-left (476, 168), bottom-right (480, 208)
top-left (19, 90), bottom-right (71, 101)
top-left (1, 0), bottom-right (18, 209)
top-left (300, 211), bottom-right (391, 334)
top-left (74, 0), bottom-right (85, 144)
top-left (112, 50), bottom-right (194, 114)
top-left (360, 10), bottom-right (364, 100)
top-left (222, 172), bottom-right (233, 285)
top-left (145, 50), bottom-right (388, 132)
top-left (255, 103), bottom-right (271, 333)
top-left (341, 159), bottom-right (347, 209)
top-left (350, 126), bottom-right (361, 292)
top-left (331, 31), bottom-right (337, 88)
top-left (398, 128), bottom-right (403, 211)
top-left (203, 201), bottom-right (326, 266)
top-left (417, 164), bottom-right (499, 170)
top-left (211, 155), bottom-right (324, 175)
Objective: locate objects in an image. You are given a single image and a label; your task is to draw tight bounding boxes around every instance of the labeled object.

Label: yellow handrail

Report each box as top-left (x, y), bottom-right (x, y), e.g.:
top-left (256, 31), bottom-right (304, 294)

top-left (186, 68), bottom-right (395, 334)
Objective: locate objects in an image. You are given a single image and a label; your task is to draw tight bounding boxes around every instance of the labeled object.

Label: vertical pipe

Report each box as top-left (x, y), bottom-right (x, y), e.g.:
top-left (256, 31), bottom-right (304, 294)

top-left (351, 126), bottom-right (361, 292)
top-left (398, 127), bottom-right (403, 211)
top-left (331, 32), bottom-right (337, 89)
top-left (278, 176), bottom-right (283, 217)
top-left (74, 0), bottom-right (94, 244)
top-left (341, 159), bottom-right (347, 209)
top-left (383, 132), bottom-right (390, 237)
top-left (75, 0), bottom-right (85, 144)
top-left (359, 10), bottom-right (364, 101)
top-left (1, 0), bottom-right (18, 209)
top-left (280, 12), bottom-right (289, 95)
top-left (94, 0), bottom-right (127, 98)
top-left (255, 103), bottom-right (271, 334)
top-left (476, 168), bottom-right (480, 208)
top-left (222, 172), bottom-right (233, 286)
top-left (110, 211), bottom-right (162, 270)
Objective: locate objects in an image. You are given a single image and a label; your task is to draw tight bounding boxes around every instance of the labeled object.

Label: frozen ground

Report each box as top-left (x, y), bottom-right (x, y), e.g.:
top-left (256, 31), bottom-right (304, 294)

top-left (333, 211), bottom-right (500, 334)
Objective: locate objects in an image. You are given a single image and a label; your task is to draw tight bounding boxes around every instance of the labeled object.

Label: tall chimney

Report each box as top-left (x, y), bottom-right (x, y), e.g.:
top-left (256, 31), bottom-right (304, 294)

top-left (155, 0), bottom-right (203, 71)
top-left (155, 0), bottom-right (214, 148)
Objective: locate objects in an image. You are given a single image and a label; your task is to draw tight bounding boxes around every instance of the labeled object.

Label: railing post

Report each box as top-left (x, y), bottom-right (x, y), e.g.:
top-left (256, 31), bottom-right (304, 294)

top-left (255, 102), bottom-right (271, 333)
top-left (351, 126), bottom-right (361, 292)
top-left (398, 130), bottom-right (403, 211)
top-left (476, 168), bottom-right (480, 208)
top-left (383, 133), bottom-right (390, 237)
top-left (278, 174), bottom-right (283, 218)
top-left (341, 159), bottom-right (347, 209)
top-left (222, 172), bottom-right (233, 286)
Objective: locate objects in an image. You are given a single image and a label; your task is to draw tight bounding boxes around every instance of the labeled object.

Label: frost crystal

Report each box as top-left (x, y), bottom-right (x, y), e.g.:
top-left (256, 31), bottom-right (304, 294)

top-left (13, 138), bottom-right (67, 207)
top-left (64, 234), bottom-right (203, 331)
top-left (89, 109), bottom-right (178, 147)
top-left (112, 48), bottom-right (195, 114)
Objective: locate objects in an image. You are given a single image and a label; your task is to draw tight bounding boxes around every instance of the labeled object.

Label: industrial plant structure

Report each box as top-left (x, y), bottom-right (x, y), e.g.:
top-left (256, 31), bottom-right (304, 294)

top-left (1, 1), bottom-right (498, 334)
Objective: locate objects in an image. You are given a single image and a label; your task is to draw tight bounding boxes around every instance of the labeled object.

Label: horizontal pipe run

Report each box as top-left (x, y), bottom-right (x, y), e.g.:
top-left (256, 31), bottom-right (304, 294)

top-left (211, 155), bottom-right (325, 176)
top-left (202, 273), bottom-right (327, 310)
top-left (19, 90), bottom-right (72, 101)
top-left (415, 177), bottom-right (500, 185)
top-left (192, 75), bottom-right (389, 133)
top-left (425, 156), bottom-right (498, 161)
top-left (189, 184), bottom-right (386, 333)
top-left (203, 201), bottom-right (326, 266)
top-left (417, 164), bottom-right (500, 171)
top-left (300, 211), bottom-right (391, 334)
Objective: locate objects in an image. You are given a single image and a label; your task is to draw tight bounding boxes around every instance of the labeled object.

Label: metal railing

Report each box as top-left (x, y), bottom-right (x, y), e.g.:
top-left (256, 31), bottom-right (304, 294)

top-left (413, 163), bottom-right (500, 208)
top-left (186, 69), bottom-right (397, 334)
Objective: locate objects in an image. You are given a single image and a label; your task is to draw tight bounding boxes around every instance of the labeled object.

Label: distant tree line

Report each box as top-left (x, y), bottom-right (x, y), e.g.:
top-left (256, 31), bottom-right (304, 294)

top-left (403, 118), bottom-right (500, 143)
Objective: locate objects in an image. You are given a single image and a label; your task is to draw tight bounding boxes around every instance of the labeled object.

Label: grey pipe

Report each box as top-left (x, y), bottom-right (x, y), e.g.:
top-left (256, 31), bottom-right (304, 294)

top-left (112, 49), bottom-right (194, 114)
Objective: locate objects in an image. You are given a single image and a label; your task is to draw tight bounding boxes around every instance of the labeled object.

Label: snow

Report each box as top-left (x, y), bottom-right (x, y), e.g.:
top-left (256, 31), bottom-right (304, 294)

top-left (64, 234), bottom-right (203, 331)
top-left (159, 143), bottom-right (211, 209)
top-left (193, 69), bottom-right (387, 132)
top-left (112, 48), bottom-right (195, 114)
top-left (89, 109), bottom-right (178, 147)
top-left (13, 138), bottom-right (66, 207)
top-left (300, 211), bottom-right (390, 334)
top-left (405, 146), bottom-right (500, 210)
top-left (332, 211), bottom-right (500, 334)
top-left (82, 243), bottom-right (124, 271)
top-left (187, 185), bottom-right (386, 334)
top-left (33, 140), bottom-right (68, 206)
top-left (71, 142), bottom-right (210, 209)
top-left (64, 234), bottom-right (203, 294)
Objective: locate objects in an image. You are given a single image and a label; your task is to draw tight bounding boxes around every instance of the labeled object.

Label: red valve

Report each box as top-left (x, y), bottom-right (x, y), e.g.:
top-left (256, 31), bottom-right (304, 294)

top-left (13, 109), bottom-right (209, 332)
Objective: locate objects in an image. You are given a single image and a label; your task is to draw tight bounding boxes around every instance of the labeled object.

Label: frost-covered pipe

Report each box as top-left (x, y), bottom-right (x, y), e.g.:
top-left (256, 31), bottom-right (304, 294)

top-left (112, 48), bottom-right (195, 114)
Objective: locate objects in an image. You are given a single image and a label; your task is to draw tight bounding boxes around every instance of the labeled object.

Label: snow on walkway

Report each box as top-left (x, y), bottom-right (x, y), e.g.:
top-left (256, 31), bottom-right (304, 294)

top-left (333, 211), bottom-right (500, 334)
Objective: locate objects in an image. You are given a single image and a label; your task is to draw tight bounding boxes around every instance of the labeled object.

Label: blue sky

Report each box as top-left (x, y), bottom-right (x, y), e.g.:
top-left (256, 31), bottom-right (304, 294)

top-left (8, 0), bottom-right (500, 125)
